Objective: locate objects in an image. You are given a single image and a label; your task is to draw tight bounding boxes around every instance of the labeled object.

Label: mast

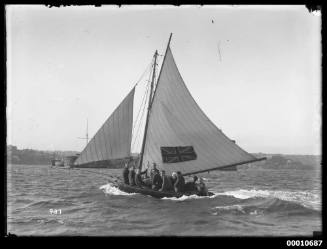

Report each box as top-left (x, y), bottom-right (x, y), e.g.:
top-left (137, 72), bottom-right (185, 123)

top-left (139, 33), bottom-right (173, 170)
top-left (138, 50), bottom-right (158, 169)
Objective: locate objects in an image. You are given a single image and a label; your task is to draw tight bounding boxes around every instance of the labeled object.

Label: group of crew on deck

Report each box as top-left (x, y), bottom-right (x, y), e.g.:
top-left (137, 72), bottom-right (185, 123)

top-left (122, 161), bottom-right (208, 196)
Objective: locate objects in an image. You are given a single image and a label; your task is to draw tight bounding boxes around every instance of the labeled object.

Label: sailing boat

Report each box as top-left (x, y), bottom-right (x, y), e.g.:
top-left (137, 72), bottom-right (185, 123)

top-left (50, 152), bottom-right (65, 167)
top-left (73, 33), bottom-right (266, 197)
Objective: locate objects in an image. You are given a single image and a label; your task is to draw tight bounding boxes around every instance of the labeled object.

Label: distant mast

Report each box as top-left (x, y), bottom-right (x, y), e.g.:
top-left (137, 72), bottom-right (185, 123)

top-left (78, 119), bottom-right (89, 146)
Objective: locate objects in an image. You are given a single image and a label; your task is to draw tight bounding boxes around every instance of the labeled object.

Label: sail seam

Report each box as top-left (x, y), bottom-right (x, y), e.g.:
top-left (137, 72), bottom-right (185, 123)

top-left (164, 60), bottom-right (227, 166)
top-left (171, 50), bottom-right (256, 160)
top-left (168, 47), bottom-right (256, 162)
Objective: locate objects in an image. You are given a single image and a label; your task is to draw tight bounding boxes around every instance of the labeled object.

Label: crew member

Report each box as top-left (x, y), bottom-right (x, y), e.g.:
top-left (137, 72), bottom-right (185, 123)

top-left (152, 169), bottom-right (163, 190)
top-left (140, 162), bottom-right (151, 187)
top-left (184, 175), bottom-right (198, 192)
top-left (174, 171), bottom-right (185, 193)
top-left (196, 177), bottom-right (208, 196)
top-left (134, 168), bottom-right (147, 188)
top-left (145, 161), bottom-right (151, 178)
top-left (122, 163), bottom-right (130, 184)
top-left (159, 170), bottom-right (173, 192)
top-left (128, 166), bottom-right (136, 186)
top-left (171, 172), bottom-right (178, 185)
top-left (150, 162), bottom-right (160, 181)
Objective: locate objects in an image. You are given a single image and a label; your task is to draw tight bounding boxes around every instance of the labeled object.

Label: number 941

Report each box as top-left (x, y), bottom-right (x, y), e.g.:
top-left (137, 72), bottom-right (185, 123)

top-left (49, 209), bottom-right (62, 215)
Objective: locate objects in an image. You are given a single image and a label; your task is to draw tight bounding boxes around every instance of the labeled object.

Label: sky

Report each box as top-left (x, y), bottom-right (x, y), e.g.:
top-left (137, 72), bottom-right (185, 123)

top-left (6, 5), bottom-right (321, 155)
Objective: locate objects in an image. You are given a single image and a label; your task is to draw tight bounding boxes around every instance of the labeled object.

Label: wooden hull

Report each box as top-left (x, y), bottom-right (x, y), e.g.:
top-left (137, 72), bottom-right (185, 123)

top-left (55, 161), bottom-right (64, 166)
top-left (51, 159), bottom-right (64, 167)
top-left (116, 182), bottom-right (214, 199)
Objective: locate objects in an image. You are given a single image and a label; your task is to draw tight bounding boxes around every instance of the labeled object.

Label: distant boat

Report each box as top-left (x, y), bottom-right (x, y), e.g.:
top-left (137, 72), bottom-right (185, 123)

top-left (72, 34), bottom-right (266, 197)
top-left (50, 151), bottom-right (64, 167)
top-left (50, 159), bottom-right (64, 167)
top-left (63, 155), bottom-right (79, 167)
top-left (55, 160), bottom-right (64, 167)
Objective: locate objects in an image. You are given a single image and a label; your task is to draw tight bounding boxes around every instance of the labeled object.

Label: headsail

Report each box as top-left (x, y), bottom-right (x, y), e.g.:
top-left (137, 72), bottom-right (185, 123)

top-left (141, 43), bottom-right (263, 176)
top-left (74, 87), bottom-right (135, 167)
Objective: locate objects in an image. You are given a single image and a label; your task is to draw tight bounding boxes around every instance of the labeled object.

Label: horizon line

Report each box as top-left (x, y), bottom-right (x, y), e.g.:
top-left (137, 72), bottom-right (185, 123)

top-left (6, 144), bottom-right (321, 156)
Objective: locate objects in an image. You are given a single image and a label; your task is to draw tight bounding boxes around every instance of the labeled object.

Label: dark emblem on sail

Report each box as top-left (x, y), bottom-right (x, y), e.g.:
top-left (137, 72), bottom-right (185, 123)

top-left (161, 146), bottom-right (197, 163)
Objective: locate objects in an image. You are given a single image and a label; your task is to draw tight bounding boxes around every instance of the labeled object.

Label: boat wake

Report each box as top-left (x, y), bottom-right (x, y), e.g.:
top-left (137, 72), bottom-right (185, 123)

top-left (211, 197), bottom-right (320, 217)
top-left (99, 183), bottom-right (136, 196)
top-left (162, 194), bottom-right (218, 201)
top-left (99, 183), bottom-right (320, 216)
top-left (162, 188), bottom-right (320, 214)
top-left (215, 189), bottom-right (321, 211)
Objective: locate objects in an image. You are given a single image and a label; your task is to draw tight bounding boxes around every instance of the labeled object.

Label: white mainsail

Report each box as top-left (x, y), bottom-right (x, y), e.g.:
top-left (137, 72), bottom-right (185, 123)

top-left (74, 87), bottom-right (135, 166)
top-left (141, 46), bottom-right (259, 175)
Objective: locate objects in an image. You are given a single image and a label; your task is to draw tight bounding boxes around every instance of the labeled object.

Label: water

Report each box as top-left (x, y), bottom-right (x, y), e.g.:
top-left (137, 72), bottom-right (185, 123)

top-left (7, 164), bottom-right (321, 236)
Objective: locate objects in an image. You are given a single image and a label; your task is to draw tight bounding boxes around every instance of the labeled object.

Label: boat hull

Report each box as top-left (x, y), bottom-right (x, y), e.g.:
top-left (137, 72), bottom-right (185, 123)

top-left (116, 182), bottom-right (213, 199)
top-left (55, 161), bottom-right (64, 166)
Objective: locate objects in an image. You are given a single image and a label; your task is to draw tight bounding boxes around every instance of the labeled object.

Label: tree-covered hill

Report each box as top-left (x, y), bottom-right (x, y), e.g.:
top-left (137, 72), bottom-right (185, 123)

top-left (7, 145), bottom-right (78, 165)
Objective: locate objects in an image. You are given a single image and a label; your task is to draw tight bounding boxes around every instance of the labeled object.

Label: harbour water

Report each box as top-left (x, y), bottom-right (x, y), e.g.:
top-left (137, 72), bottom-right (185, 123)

top-left (7, 164), bottom-right (321, 236)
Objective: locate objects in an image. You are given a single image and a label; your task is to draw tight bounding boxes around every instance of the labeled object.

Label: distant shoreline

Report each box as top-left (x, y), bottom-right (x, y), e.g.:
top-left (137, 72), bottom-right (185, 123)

top-left (7, 145), bottom-right (79, 166)
top-left (7, 145), bottom-right (320, 169)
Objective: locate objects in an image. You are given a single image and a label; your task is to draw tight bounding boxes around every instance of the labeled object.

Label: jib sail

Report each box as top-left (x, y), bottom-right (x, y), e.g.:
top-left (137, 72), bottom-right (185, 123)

top-left (74, 87), bottom-right (135, 167)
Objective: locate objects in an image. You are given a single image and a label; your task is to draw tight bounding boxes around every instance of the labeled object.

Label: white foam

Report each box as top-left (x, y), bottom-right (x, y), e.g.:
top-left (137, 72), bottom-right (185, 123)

top-left (99, 183), bottom-right (136, 196)
top-left (249, 210), bottom-right (259, 215)
top-left (162, 194), bottom-right (203, 201)
top-left (99, 183), bottom-right (321, 211)
top-left (162, 193), bottom-right (219, 201)
top-left (216, 189), bottom-right (321, 211)
top-left (213, 204), bottom-right (245, 213)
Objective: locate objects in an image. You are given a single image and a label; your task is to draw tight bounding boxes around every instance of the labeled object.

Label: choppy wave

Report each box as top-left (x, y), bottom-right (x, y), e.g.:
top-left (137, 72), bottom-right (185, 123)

top-left (211, 197), bottom-right (320, 217)
top-left (99, 183), bottom-right (217, 201)
top-left (162, 193), bottom-right (219, 201)
top-left (159, 189), bottom-right (320, 211)
top-left (8, 164), bottom-right (322, 236)
top-left (18, 199), bottom-right (75, 209)
top-left (215, 189), bottom-right (321, 211)
top-left (162, 194), bottom-right (207, 201)
top-left (99, 183), bottom-right (136, 196)
top-left (100, 183), bottom-right (321, 213)
top-left (107, 184), bottom-right (321, 217)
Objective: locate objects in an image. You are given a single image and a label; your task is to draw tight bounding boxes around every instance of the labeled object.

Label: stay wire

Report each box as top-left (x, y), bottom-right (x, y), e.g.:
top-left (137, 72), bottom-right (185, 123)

top-left (131, 63), bottom-right (154, 151)
top-left (132, 60), bottom-right (153, 88)
top-left (70, 167), bottom-right (121, 182)
top-left (131, 85), bottom-right (150, 151)
top-left (131, 57), bottom-right (154, 140)
top-left (132, 79), bottom-right (150, 135)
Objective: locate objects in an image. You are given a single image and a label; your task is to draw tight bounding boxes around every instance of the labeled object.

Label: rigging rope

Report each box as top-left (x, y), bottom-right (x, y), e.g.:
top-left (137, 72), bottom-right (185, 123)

top-left (132, 103), bottom-right (146, 151)
top-left (132, 60), bottom-right (153, 88)
top-left (131, 54), bottom-right (161, 153)
top-left (70, 167), bottom-right (121, 182)
top-left (132, 79), bottom-right (150, 135)
top-left (131, 87), bottom-right (150, 151)
top-left (131, 57), bottom-right (154, 140)
top-left (131, 64), bottom-right (153, 151)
